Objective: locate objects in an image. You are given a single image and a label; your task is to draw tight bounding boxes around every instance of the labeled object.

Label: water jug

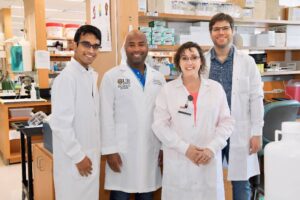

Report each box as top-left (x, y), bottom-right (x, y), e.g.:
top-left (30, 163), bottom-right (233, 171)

top-left (264, 122), bottom-right (300, 200)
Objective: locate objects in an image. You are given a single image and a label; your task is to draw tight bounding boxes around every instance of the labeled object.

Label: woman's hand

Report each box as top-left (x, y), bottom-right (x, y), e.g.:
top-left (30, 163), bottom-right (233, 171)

top-left (196, 148), bottom-right (214, 165)
top-left (185, 144), bottom-right (203, 165)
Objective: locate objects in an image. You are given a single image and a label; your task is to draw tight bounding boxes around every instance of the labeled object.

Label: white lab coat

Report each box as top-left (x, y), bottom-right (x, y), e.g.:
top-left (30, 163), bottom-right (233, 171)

top-left (100, 63), bottom-right (165, 192)
top-left (152, 77), bottom-right (234, 200)
top-left (204, 47), bottom-right (264, 180)
top-left (50, 58), bottom-right (101, 200)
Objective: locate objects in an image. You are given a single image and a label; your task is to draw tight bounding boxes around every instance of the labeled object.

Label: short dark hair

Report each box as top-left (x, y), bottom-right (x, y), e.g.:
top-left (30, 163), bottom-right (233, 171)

top-left (209, 13), bottom-right (234, 32)
top-left (174, 42), bottom-right (206, 76)
top-left (74, 25), bottom-right (102, 45)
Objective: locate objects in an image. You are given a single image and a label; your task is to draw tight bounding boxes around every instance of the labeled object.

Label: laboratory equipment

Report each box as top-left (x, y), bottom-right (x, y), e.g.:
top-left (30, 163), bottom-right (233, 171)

top-left (264, 122), bottom-right (300, 200)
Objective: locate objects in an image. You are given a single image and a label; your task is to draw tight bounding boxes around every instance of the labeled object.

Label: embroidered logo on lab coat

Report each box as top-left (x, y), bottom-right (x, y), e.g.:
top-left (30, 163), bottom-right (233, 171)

top-left (117, 78), bottom-right (131, 89)
top-left (153, 79), bottom-right (162, 86)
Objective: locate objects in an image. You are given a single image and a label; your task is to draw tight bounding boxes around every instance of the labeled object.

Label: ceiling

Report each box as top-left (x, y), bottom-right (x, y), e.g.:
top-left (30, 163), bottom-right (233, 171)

top-left (0, 0), bottom-right (86, 36)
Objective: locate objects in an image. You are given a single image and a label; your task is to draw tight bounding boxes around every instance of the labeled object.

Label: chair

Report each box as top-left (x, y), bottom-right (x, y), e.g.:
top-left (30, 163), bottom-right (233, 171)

top-left (263, 100), bottom-right (300, 146)
top-left (251, 100), bottom-right (300, 200)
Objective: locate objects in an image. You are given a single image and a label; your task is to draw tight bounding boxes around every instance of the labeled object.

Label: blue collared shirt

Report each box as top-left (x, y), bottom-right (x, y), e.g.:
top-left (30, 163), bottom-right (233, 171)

top-left (209, 47), bottom-right (234, 109)
top-left (130, 66), bottom-right (147, 88)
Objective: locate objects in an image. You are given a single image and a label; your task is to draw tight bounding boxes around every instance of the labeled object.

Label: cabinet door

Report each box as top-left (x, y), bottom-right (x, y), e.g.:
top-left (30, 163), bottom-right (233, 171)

top-left (33, 145), bottom-right (54, 200)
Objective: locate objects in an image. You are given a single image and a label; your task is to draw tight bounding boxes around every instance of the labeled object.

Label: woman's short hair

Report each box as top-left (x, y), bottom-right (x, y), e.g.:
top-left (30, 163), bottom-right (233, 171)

top-left (174, 42), bottom-right (206, 76)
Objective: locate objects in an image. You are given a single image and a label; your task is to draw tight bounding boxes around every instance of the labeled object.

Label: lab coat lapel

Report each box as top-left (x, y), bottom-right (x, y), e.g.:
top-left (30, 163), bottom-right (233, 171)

top-left (196, 78), bottom-right (210, 125)
top-left (144, 64), bottom-right (153, 91)
top-left (231, 47), bottom-right (240, 112)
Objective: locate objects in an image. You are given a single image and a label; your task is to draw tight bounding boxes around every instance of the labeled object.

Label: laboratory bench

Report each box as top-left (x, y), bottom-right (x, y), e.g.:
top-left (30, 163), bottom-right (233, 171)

top-left (32, 143), bottom-right (163, 200)
top-left (0, 100), bottom-right (51, 164)
top-left (31, 143), bottom-right (232, 200)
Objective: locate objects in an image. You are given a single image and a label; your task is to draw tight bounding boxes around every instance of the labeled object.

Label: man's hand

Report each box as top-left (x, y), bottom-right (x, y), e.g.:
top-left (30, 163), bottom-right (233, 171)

top-left (185, 145), bottom-right (203, 165)
top-left (196, 148), bottom-right (214, 165)
top-left (158, 150), bottom-right (163, 166)
top-left (107, 153), bottom-right (122, 172)
top-left (249, 136), bottom-right (262, 154)
top-left (76, 156), bottom-right (92, 177)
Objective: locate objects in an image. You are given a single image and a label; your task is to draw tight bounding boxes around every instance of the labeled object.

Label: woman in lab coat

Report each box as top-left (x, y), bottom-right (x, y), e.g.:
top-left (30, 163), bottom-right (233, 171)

top-left (152, 42), bottom-right (234, 200)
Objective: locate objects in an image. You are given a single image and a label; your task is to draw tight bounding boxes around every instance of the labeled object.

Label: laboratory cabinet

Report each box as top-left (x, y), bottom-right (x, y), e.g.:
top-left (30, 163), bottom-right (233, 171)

top-left (33, 143), bottom-right (55, 200)
top-left (0, 101), bottom-right (51, 164)
top-left (32, 143), bottom-right (163, 200)
top-left (32, 144), bottom-right (234, 200)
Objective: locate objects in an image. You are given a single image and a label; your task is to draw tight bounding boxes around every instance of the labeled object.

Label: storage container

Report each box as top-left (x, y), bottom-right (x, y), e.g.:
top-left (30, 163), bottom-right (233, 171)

top-left (46, 22), bottom-right (64, 39)
top-left (285, 79), bottom-right (300, 101)
top-left (9, 108), bottom-right (33, 118)
top-left (264, 122), bottom-right (300, 200)
top-left (64, 24), bottom-right (80, 40)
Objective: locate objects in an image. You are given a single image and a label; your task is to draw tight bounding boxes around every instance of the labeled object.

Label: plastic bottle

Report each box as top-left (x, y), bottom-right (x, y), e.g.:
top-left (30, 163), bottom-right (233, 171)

top-left (30, 83), bottom-right (37, 100)
top-left (264, 122), bottom-right (300, 200)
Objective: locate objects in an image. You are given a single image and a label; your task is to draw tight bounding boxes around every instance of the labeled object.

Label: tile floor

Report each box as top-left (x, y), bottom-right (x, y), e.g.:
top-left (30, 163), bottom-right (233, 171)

top-left (0, 155), bottom-right (22, 200)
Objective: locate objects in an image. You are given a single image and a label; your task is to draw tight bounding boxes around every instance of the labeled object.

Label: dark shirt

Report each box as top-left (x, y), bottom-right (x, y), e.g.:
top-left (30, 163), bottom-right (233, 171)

top-left (209, 47), bottom-right (234, 109)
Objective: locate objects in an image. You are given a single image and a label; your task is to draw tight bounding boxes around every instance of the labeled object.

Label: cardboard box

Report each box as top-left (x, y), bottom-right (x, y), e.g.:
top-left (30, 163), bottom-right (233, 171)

top-left (252, 0), bottom-right (266, 19)
top-left (149, 21), bottom-right (167, 27)
top-left (228, 0), bottom-right (255, 8)
top-left (139, 26), bottom-right (152, 37)
top-left (275, 33), bottom-right (286, 47)
top-left (147, 0), bottom-right (174, 13)
top-left (162, 36), bottom-right (175, 45)
top-left (167, 22), bottom-right (192, 34)
top-left (252, 0), bottom-right (283, 20)
top-left (138, 0), bottom-right (147, 12)
top-left (162, 28), bottom-right (175, 37)
top-left (242, 8), bottom-right (253, 19)
top-left (255, 31), bottom-right (276, 47)
top-left (151, 27), bottom-right (164, 37)
top-left (151, 36), bottom-right (162, 45)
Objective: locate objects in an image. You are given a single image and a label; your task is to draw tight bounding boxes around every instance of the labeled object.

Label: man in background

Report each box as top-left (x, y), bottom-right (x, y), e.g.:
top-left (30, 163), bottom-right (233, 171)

top-left (204, 13), bottom-right (264, 200)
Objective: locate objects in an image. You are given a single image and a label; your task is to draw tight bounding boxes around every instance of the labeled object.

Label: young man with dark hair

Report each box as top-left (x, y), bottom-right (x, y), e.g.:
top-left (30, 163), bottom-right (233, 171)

top-left (204, 13), bottom-right (264, 200)
top-left (50, 25), bottom-right (102, 200)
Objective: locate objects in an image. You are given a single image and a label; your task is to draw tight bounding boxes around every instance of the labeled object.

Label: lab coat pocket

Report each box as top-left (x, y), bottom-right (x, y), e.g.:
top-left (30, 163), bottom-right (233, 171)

top-left (238, 77), bottom-right (249, 94)
top-left (230, 121), bottom-right (250, 146)
top-left (71, 149), bottom-right (100, 180)
top-left (116, 123), bottom-right (128, 153)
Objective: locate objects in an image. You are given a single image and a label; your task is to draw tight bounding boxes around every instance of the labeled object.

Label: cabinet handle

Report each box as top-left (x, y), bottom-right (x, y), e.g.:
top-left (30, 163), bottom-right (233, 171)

top-left (37, 156), bottom-right (45, 171)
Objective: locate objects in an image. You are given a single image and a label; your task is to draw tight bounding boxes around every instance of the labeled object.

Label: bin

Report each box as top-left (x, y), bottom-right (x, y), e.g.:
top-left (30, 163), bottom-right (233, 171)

top-left (285, 79), bottom-right (300, 101)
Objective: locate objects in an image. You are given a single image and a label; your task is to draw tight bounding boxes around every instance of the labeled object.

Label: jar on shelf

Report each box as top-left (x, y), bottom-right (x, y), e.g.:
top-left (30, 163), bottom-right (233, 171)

top-left (64, 24), bottom-right (80, 40)
top-left (46, 22), bottom-right (64, 39)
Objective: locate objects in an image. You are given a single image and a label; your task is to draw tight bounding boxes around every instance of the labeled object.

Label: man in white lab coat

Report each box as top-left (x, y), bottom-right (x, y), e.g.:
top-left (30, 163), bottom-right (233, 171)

top-left (204, 13), bottom-right (264, 200)
top-left (100, 30), bottom-right (165, 200)
top-left (50, 25), bottom-right (102, 200)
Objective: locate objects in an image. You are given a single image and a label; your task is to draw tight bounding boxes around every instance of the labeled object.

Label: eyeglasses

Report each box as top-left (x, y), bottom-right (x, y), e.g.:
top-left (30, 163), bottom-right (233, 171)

top-left (211, 26), bottom-right (231, 33)
top-left (79, 41), bottom-right (101, 50)
top-left (180, 56), bottom-right (200, 63)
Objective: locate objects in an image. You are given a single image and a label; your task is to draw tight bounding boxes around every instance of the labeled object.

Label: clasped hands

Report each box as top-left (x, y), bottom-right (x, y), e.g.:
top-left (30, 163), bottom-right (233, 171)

top-left (185, 145), bottom-right (214, 165)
